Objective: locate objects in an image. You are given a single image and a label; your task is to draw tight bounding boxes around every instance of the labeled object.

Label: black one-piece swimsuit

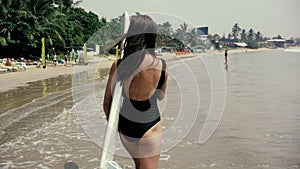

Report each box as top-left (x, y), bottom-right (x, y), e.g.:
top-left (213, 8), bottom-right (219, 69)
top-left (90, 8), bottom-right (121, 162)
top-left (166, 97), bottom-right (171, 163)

top-left (118, 59), bottom-right (166, 141)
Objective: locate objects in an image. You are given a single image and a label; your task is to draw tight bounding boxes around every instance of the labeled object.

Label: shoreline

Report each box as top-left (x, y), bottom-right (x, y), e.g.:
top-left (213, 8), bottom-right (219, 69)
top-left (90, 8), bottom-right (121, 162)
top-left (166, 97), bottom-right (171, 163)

top-left (206, 47), bottom-right (277, 55)
top-left (0, 47), bottom-right (292, 93)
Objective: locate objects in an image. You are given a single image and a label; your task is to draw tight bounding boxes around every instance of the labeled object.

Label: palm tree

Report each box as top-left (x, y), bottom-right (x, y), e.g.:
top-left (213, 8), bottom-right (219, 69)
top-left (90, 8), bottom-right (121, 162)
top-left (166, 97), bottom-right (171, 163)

top-left (90, 17), bottom-right (121, 52)
top-left (245, 28), bottom-right (259, 49)
top-left (0, 0), bottom-right (39, 57)
top-left (20, 0), bottom-right (66, 47)
top-left (227, 33), bottom-right (233, 40)
top-left (274, 35), bottom-right (283, 39)
top-left (240, 29), bottom-right (247, 42)
top-left (156, 24), bottom-right (163, 46)
top-left (0, 27), bottom-right (11, 47)
top-left (0, 0), bottom-right (12, 19)
top-left (107, 17), bottom-right (122, 40)
top-left (101, 17), bottom-right (107, 24)
top-left (158, 22), bottom-right (172, 46)
top-left (174, 23), bottom-right (190, 49)
top-left (248, 28), bottom-right (255, 40)
top-left (0, 0), bottom-right (17, 46)
top-left (231, 23), bottom-right (241, 42)
top-left (187, 28), bottom-right (203, 48)
top-left (162, 22), bottom-right (172, 35)
top-left (255, 31), bottom-right (263, 42)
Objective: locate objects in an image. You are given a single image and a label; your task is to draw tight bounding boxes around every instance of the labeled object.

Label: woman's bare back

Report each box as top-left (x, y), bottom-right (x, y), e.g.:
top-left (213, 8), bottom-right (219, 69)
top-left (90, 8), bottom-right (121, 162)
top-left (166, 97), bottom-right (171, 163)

top-left (124, 54), bottom-right (163, 101)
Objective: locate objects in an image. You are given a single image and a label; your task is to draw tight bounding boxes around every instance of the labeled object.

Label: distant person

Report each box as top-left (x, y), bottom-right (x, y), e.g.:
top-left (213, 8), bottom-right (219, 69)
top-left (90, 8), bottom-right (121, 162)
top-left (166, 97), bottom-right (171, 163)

top-left (224, 49), bottom-right (228, 64)
top-left (75, 51), bottom-right (78, 63)
top-left (36, 58), bottom-right (41, 68)
top-left (71, 49), bottom-right (75, 61)
top-left (64, 54), bottom-right (68, 66)
top-left (67, 50), bottom-right (70, 62)
top-left (53, 53), bottom-right (57, 67)
top-left (69, 51), bottom-right (73, 62)
top-left (5, 58), bottom-right (11, 66)
top-left (78, 51), bottom-right (84, 64)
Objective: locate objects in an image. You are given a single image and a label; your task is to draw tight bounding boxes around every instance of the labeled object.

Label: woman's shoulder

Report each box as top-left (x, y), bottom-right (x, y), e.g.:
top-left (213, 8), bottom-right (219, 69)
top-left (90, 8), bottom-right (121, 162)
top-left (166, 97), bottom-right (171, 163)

top-left (144, 53), bottom-right (163, 64)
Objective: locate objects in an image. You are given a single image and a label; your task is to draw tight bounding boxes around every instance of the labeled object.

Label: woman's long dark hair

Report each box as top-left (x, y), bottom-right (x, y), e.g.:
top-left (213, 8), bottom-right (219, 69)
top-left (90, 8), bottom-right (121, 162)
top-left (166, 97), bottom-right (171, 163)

top-left (117, 14), bottom-right (157, 82)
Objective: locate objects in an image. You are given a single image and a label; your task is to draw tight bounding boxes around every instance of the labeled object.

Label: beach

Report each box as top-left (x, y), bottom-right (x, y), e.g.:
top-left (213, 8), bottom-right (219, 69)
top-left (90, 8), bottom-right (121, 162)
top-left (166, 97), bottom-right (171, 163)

top-left (0, 48), bottom-right (300, 169)
top-left (0, 56), bottom-right (114, 93)
top-left (0, 48), bottom-right (271, 93)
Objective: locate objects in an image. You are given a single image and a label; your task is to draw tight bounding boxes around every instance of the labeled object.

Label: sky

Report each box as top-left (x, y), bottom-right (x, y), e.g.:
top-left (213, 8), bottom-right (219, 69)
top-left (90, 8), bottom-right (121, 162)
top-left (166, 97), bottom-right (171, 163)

top-left (79, 0), bottom-right (300, 38)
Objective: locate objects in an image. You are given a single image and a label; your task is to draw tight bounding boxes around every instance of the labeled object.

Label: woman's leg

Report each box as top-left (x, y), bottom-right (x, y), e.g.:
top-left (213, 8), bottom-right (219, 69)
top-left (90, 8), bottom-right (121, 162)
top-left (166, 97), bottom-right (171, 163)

top-left (120, 121), bottom-right (162, 169)
top-left (133, 155), bottom-right (160, 169)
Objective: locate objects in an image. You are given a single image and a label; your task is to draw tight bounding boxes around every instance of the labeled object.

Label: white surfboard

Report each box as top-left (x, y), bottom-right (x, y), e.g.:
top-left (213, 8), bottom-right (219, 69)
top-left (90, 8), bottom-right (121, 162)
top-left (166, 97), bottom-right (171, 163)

top-left (100, 81), bottom-right (122, 169)
top-left (100, 11), bottom-right (130, 169)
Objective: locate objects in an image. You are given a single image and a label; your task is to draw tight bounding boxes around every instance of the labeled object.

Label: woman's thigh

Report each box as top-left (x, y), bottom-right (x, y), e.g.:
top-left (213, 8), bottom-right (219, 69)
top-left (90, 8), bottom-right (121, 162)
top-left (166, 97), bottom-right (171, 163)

top-left (120, 121), bottom-right (162, 158)
top-left (120, 122), bottom-right (162, 168)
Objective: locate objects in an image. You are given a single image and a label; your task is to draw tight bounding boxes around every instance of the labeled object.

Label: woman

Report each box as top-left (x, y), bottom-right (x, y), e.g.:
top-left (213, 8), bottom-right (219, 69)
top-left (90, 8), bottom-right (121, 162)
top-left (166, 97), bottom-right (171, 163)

top-left (103, 14), bottom-right (168, 169)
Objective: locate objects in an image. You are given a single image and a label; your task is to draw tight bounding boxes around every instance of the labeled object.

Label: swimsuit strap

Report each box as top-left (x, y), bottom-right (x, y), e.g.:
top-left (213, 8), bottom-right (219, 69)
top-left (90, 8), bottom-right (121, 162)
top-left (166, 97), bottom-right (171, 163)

top-left (156, 59), bottom-right (166, 89)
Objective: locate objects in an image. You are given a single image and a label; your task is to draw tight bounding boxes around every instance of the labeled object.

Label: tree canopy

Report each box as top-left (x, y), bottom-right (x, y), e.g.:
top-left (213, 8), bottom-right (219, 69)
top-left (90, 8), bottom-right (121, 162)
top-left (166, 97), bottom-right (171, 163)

top-left (0, 0), bottom-right (105, 59)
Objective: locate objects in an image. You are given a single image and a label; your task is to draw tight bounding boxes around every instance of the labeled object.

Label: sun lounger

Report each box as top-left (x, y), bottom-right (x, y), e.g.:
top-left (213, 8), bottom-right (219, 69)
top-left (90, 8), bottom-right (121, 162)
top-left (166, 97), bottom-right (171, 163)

top-left (0, 68), bottom-right (7, 74)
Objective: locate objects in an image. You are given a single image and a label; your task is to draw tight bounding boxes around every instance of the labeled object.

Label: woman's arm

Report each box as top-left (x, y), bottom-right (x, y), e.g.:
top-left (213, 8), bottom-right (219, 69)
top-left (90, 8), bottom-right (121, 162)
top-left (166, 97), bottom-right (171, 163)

top-left (158, 66), bottom-right (168, 101)
top-left (103, 61), bottom-right (118, 120)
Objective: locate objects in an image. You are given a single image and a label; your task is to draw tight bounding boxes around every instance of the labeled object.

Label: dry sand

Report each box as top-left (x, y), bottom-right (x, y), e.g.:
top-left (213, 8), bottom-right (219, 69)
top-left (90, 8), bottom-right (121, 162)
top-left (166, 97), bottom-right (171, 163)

top-left (0, 57), bottom-right (114, 93)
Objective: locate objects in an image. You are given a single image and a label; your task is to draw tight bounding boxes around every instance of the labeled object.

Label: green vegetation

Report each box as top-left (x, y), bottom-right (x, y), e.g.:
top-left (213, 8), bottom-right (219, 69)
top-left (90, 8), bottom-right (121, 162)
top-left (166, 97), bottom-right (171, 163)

top-left (219, 23), bottom-right (268, 49)
top-left (155, 22), bottom-right (280, 51)
top-left (0, 0), bottom-right (105, 59)
top-left (156, 22), bottom-right (206, 51)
